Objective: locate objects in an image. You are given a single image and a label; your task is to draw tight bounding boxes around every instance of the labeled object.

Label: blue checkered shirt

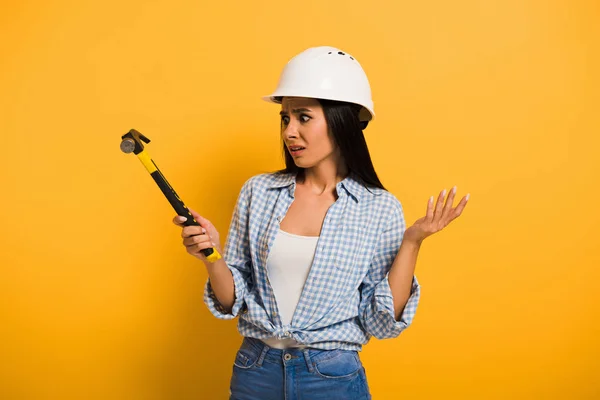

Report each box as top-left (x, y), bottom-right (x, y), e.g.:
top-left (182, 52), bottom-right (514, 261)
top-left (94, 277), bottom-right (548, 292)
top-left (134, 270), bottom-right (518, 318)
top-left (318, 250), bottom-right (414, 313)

top-left (204, 172), bottom-right (421, 351)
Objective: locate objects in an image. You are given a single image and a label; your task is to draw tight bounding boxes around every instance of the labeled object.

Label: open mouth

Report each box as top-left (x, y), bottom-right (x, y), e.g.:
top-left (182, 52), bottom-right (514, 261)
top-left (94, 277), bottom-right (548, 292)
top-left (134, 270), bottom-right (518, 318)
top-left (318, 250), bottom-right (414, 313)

top-left (289, 146), bottom-right (305, 156)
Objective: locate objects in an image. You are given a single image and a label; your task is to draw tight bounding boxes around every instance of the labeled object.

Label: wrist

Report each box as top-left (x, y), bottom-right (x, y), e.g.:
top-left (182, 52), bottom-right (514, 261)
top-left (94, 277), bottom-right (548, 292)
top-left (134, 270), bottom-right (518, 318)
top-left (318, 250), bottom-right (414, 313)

top-left (401, 237), bottom-right (423, 249)
top-left (203, 256), bottom-right (225, 271)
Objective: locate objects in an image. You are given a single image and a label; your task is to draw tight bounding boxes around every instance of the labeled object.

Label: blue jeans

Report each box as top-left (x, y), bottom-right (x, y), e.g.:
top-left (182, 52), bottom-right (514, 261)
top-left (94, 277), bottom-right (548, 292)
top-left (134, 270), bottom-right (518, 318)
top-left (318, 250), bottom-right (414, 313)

top-left (229, 337), bottom-right (371, 400)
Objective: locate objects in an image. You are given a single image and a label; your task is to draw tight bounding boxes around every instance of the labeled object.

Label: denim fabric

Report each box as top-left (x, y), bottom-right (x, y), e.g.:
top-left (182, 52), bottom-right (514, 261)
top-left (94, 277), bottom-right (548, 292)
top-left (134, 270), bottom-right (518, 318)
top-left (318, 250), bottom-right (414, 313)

top-left (229, 337), bottom-right (371, 400)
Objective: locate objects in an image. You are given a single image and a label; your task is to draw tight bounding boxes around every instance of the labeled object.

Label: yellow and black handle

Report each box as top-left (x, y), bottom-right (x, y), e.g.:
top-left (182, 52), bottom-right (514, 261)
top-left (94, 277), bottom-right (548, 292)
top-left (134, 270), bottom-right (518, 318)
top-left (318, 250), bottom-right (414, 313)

top-left (120, 129), bottom-right (222, 263)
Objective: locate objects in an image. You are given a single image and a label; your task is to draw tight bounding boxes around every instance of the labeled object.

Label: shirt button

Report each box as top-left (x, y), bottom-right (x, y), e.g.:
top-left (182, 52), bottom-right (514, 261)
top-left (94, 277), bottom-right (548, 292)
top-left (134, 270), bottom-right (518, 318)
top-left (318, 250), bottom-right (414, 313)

top-left (283, 353), bottom-right (292, 361)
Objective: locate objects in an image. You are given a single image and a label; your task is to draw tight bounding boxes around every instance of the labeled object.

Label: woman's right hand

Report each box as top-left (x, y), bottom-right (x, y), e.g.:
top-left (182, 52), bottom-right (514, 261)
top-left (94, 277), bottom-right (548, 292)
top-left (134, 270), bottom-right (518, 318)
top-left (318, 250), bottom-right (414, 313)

top-left (172, 208), bottom-right (223, 264)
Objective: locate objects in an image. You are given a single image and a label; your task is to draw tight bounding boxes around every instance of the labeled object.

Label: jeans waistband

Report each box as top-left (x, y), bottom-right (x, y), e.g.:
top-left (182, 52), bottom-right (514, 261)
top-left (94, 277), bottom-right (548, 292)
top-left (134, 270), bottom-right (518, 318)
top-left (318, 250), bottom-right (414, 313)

top-left (241, 337), bottom-right (357, 372)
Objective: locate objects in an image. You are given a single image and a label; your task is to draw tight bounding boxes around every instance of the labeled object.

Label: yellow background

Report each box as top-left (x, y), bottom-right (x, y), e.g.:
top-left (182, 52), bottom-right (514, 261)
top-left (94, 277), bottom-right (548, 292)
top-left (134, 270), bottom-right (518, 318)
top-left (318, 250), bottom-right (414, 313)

top-left (1, 0), bottom-right (598, 398)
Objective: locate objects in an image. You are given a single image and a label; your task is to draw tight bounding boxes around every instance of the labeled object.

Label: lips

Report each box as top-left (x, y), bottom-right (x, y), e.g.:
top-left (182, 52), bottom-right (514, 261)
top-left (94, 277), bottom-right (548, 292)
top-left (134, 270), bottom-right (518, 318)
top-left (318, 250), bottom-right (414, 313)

top-left (289, 146), bottom-right (305, 156)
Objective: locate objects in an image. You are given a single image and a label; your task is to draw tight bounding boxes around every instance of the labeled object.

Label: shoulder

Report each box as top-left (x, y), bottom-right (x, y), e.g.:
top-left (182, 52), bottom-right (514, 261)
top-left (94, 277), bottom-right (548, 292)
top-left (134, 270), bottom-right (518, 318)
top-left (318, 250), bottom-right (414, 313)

top-left (361, 185), bottom-right (404, 216)
top-left (237, 171), bottom-right (294, 199)
top-left (241, 171), bottom-right (293, 189)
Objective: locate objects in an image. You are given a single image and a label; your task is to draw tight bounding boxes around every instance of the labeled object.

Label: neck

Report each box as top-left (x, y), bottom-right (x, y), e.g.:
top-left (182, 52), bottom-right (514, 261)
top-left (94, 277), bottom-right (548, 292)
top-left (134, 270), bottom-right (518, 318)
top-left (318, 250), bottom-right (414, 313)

top-left (299, 162), bottom-right (348, 196)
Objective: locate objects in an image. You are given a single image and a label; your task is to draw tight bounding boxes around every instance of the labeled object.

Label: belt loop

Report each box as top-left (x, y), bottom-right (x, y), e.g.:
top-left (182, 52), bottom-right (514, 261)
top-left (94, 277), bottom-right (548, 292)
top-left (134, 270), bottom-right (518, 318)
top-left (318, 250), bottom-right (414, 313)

top-left (302, 349), bottom-right (314, 373)
top-left (256, 341), bottom-right (270, 367)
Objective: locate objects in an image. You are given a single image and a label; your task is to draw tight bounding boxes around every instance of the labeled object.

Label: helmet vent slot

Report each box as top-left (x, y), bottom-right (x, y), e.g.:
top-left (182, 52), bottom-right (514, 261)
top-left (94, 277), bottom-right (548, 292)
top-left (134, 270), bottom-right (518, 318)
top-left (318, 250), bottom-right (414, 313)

top-left (328, 51), bottom-right (354, 61)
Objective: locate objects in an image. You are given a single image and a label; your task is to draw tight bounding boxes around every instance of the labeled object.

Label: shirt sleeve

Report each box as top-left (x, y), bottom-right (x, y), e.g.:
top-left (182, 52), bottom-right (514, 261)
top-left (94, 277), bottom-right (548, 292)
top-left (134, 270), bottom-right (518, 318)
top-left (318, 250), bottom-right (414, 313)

top-left (358, 199), bottom-right (421, 339)
top-left (203, 177), bottom-right (253, 319)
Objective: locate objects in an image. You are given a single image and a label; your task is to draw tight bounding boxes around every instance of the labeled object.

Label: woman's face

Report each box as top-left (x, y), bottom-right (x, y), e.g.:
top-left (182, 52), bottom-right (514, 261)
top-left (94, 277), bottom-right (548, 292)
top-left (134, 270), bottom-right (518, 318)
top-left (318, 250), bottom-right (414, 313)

top-left (280, 97), bottom-right (340, 169)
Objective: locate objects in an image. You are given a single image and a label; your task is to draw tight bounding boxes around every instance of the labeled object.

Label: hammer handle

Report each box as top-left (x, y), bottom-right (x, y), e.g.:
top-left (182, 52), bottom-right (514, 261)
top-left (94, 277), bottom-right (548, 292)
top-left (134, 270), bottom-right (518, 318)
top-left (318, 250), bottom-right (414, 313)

top-left (147, 162), bottom-right (221, 262)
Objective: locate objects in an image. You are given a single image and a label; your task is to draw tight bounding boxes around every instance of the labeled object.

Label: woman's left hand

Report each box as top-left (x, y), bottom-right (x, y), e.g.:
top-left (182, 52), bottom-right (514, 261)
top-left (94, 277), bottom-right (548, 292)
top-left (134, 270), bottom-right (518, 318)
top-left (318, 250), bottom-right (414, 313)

top-left (403, 186), bottom-right (469, 245)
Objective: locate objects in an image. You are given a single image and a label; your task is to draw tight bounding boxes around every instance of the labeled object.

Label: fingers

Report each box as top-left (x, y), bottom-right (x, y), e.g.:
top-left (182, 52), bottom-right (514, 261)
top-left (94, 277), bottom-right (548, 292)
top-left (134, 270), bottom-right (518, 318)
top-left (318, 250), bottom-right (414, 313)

top-left (172, 208), bottom-right (219, 260)
top-left (432, 189), bottom-right (446, 221)
top-left (449, 194), bottom-right (470, 222)
top-left (182, 230), bottom-right (211, 246)
top-left (181, 224), bottom-right (206, 238)
top-left (184, 235), bottom-right (215, 256)
top-left (425, 196), bottom-right (434, 222)
top-left (172, 215), bottom-right (186, 227)
top-left (182, 227), bottom-right (216, 258)
top-left (440, 186), bottom-right (456, 222)
top-left (172, 207), bottom-right (211, 228)
top-left (172, 214), bottom-right (198, 227)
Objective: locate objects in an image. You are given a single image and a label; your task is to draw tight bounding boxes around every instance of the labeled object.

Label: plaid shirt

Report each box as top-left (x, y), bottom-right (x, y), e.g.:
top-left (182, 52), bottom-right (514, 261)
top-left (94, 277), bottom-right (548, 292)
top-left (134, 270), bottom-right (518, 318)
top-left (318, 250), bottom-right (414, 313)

top-left (204, 172), bottom-right (421, 351)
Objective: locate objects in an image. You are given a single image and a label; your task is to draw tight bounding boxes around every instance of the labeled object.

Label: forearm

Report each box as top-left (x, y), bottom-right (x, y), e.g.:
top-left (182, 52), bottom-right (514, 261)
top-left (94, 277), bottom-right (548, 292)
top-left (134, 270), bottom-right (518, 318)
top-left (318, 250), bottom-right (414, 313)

top-left (204, 258), bottom-right (236, 312)
top-left (388, 239), bottom-right (421, 320)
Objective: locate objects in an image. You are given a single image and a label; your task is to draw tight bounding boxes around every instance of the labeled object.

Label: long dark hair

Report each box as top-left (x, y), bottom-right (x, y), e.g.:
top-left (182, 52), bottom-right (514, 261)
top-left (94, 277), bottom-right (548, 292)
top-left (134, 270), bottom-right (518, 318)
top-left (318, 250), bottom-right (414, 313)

top-left (275, 98), bottom-right (386, 192)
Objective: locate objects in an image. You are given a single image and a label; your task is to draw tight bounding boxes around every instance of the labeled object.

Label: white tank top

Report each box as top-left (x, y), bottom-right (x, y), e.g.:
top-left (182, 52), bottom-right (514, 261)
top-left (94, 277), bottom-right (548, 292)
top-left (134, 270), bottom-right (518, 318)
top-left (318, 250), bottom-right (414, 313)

top-left (261, 228), bottom-right (319, 349)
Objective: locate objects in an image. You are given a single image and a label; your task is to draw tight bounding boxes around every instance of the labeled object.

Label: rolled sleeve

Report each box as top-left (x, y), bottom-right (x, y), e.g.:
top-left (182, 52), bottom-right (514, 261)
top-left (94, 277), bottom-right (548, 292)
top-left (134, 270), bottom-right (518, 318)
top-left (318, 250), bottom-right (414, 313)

top-left (359, 199), bottom-right (421, 339)
top-left (202, 177), bottom-right (253, 319)
top-left (370, 273), bottom-right (421, 337)
top-left (204, 267), bottom-right (248, 319)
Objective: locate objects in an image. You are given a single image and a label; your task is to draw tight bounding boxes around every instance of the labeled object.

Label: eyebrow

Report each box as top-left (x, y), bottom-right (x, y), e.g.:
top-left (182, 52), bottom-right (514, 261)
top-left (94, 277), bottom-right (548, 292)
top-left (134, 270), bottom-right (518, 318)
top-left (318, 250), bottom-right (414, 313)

top-left (279, 108), bottom-right (312, 115)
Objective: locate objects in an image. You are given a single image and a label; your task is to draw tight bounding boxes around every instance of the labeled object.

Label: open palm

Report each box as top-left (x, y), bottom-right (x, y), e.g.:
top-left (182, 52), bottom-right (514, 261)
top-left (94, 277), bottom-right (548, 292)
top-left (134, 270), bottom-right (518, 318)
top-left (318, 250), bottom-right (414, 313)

top-left (404, 186), bottom-right (469, 244)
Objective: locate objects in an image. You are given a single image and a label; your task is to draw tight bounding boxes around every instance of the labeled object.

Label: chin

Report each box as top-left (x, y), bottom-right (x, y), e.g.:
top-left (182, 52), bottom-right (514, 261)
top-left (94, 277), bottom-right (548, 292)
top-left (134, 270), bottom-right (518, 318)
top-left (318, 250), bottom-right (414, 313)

top-left (294, 160), bottom-right (313, 169)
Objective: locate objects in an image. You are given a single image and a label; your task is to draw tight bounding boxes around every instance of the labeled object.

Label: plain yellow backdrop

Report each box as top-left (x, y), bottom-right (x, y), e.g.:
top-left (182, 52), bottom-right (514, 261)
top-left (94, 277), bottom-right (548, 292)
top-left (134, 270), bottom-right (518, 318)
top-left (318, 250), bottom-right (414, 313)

top-left (1, 0), bottom-right (598, 399)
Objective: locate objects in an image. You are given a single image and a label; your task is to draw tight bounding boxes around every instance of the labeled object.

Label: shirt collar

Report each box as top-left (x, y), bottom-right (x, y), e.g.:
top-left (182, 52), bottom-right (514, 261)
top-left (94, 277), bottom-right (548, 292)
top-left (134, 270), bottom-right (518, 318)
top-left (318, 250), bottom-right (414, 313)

top-left (267, 171), bottom-right (368, 203)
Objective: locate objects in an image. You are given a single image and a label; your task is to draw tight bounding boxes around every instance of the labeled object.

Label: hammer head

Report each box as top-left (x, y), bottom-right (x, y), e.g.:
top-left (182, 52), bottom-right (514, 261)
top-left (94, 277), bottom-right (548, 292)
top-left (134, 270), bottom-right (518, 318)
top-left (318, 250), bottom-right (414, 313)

top-left (120, 129), bottom-right (151, 155)
top-left (120, 138), bottom-right (136, 153)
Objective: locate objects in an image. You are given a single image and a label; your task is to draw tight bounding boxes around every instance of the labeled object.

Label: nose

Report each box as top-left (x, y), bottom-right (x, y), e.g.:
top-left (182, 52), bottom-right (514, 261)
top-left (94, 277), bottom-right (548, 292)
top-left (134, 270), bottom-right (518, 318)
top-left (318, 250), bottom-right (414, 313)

top-left (282, 119), bottom-right (299, 139)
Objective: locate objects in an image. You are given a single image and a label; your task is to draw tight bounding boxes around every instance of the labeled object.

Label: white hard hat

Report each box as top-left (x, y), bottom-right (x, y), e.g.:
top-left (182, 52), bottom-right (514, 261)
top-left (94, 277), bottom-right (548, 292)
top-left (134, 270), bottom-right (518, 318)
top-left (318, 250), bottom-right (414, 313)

top-left (263, 46), bottom-right (375, 122)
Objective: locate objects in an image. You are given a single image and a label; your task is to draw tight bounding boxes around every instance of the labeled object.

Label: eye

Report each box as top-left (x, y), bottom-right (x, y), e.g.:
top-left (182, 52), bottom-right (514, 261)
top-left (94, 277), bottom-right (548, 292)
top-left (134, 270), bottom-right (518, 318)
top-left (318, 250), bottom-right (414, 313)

top-left (280, 114), bottom-right (310, 125)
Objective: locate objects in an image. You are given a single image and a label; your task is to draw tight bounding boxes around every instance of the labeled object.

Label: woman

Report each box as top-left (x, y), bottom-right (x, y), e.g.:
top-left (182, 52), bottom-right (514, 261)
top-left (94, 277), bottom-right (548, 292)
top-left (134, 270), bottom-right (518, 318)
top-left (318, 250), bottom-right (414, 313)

top-left (173, 46), bottom-right (469, 399)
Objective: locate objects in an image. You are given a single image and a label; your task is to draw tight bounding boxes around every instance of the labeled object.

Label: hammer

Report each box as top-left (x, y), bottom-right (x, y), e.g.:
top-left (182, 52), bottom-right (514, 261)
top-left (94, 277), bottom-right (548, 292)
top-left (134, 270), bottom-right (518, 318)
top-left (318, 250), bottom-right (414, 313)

top-left (120, 129), bottom-right (221, 263)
